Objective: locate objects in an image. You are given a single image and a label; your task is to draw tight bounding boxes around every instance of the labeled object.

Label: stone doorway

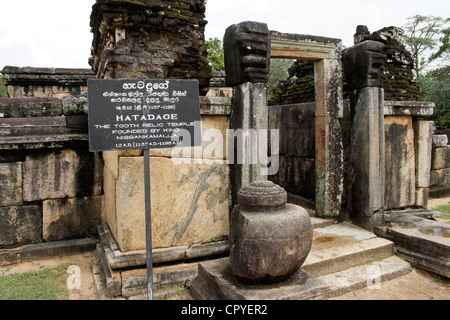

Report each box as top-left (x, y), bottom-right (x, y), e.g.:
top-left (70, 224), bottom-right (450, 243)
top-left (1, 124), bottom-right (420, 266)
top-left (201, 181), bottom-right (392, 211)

top-left (269, 31), bottom-right (344, 218)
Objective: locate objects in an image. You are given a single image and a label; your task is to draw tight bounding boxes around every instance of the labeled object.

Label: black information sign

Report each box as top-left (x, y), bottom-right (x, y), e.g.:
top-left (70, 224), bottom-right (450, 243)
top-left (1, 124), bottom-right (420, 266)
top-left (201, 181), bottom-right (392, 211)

top-left (88, 79), bottom-right (201, 152)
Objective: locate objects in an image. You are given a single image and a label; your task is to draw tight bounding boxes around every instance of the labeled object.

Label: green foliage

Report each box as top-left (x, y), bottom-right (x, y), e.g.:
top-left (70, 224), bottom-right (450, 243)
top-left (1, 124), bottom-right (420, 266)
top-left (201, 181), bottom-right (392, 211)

top-left (0, 74), bottom-right (7, 97)
top-left (268, 59), bottom-right (295, 97)
top-left (402, 15), bottom-right (449, 78)
top-left (419, 65), bottom-right (450, 128)
top-left (206, 37), bottom-right (225, 71)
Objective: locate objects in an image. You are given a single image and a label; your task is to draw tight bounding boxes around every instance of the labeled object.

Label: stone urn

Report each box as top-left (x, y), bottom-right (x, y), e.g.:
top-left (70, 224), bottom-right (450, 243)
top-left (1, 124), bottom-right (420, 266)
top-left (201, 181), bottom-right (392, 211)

top-left (229, 181), bottom-right (313, 284)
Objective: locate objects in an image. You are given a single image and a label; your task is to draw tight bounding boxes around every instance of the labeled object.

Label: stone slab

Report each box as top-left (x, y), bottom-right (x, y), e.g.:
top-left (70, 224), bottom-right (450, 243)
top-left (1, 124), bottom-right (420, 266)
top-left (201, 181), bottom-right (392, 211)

top-left (384, 101), bottom-right (434, 116)
top-left (190, 258), bottom-right (329, 300)
top-left (97, 222), bottom-right (229, 270)
top-left (23, 149), bottom-right (103, 201)
top-left (304, 226), bottom-right (394, 277)
top-left (0, 205), bottom-right (42, 247)
top-left (414, 121), bottom-right (433, 188)
top-left (317, 256), bottom-right (412, 299)
top-left (430, 168), bottom-right (450, 186)
top-left (114, 156), bottom-right (230, 251)
top-left (432, 146), bottom-right (450, 170)
top-left (42, 196), bottom-right (104, 241)
top-left (433, 135), bottom-right (449, 148)
top-left (374, 216), bottom-right (450, 278)
top-left (384, 116), bottom-right (415, 209)
top-left (0, 161), bottom-right (23, 206)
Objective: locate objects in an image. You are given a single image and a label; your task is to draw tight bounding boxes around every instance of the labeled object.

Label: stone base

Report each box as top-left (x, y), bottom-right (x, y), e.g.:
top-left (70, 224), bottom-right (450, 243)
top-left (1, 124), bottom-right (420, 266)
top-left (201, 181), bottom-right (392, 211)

top-left (190, 258), bottom-right (328, 300)
top-left (374, 215), bottom-right (450, 278)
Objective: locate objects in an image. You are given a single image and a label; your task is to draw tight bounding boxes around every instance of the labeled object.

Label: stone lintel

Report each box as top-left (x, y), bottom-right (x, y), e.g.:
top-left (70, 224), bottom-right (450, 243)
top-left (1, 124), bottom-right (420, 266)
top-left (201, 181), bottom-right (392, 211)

top-left (384, 101), bottom-right (435, 116)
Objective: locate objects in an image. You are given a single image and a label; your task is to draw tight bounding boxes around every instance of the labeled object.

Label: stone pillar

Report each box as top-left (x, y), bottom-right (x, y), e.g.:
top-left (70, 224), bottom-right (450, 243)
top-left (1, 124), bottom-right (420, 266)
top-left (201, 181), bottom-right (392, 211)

top-left (343, 40), bottom-right (387, 230)
top-left (223, 21), bottom-right (271, 205)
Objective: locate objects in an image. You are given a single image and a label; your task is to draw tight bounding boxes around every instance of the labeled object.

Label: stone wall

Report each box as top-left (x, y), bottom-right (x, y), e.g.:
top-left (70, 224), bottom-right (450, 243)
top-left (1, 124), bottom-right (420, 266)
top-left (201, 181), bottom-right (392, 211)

top-left (269, 26), bottom-right (420, 106)
top-left (1, 66), bottom-right (95, 98)
top-left (89, 0), bottom-right (212, 94)
top-left (430, 134), bottom-right (450, 189)
top-left (268, 103), bottom-right (316, 200)
top-left (0, 95), bottom-right (104, 248)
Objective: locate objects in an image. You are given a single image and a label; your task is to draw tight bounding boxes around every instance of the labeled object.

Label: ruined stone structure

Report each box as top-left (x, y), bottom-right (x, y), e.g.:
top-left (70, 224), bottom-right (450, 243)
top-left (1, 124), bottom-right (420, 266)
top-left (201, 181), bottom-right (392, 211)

top-left (269, 26), bottom-right (420, 106)
top-left (89, 0), bottom-right (211, 94)
top-left (1, 66), bottom-right (94, 98)
top-left (0, 94), bottom-right (103, 251)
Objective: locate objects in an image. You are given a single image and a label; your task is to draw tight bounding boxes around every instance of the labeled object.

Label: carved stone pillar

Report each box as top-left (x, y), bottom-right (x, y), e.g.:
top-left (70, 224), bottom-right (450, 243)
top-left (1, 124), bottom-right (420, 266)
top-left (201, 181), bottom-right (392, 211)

top-left (223, 21), bottom-right (272, 206)
top-left (343, 40), bottom-right (387, 230)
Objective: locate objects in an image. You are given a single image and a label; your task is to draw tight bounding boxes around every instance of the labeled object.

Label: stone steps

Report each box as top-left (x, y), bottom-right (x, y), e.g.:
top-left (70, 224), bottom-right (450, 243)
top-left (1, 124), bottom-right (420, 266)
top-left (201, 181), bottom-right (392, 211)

top-left (94, 220), bottom-right (413, 299)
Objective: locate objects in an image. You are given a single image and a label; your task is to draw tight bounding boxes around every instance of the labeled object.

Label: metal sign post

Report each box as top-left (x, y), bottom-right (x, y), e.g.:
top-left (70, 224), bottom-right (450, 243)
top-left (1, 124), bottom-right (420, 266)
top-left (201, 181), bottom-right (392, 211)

top-left (143, 149), bottom-right (153, 300)
top-left (87, 79), bottom-right (201, 301)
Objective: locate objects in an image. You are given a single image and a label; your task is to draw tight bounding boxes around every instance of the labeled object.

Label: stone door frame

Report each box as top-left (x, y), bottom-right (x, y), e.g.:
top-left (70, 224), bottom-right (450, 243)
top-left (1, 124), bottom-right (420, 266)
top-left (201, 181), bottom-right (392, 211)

top-left (270, 31), bottom-right (344, 217)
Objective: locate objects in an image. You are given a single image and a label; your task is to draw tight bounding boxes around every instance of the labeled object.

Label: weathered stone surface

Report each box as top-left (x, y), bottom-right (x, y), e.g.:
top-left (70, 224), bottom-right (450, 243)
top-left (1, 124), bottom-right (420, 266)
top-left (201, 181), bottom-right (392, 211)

top-left (229, 181), bottom-right (312, 284)
top-left (61, 95), bottom-right (88, 116)
top-left (350, 87), bottom-right (384, 227)
top-left (23, 149), bottom-right (103, 202)
top-left (433, 135), bottom-right (449, 148)
top-left (224, 21), bottom-right (271, 86)
top-left (384, 116), bottom-right (415, 209)
top-left (0, 205), bottom-right (42, 247)
top-left (0, 162), bottom-right (23, 206)
top-left (90, 0), bottom-right (212, 92)
top-left (42, 196), bottom-right (104, 241)
top-left (430, 168), bottom-right (450, 187)
top-left (230, 204), bottom-right (312, 283)
top-left (415, 188), bottom-right (429, 208)
top-left (0, 97), bottom-right (62, 117)
top-left (374, 216), bottom-right (450, 278)
top-left (414, 121), bottom-right (433, 188)
top-left (343, 40), bottom-right (386, 90)
top-left (384, 101), bottom-right (434, 116)
top-left (229, 82), bottom-right (269, 206)
top-left (191, 258), bottom-right (328, 300)
top-left (114, 156), bottom-right (230, 251)
top-left (432, 146), bottom-right (450, 170)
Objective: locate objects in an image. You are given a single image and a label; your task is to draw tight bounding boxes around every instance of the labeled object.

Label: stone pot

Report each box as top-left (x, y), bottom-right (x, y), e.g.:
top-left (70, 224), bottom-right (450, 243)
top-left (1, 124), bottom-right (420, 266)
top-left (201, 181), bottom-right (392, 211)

top-left (229, 181), bottom-right (313, 284)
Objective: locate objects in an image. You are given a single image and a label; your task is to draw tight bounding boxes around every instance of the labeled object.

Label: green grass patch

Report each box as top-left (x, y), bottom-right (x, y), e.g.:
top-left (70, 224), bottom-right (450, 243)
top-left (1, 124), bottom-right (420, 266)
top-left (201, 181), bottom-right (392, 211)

top-left (434, 202), bottom-right (450, 219)
top-left (0, 264), bottom-right (70, 300)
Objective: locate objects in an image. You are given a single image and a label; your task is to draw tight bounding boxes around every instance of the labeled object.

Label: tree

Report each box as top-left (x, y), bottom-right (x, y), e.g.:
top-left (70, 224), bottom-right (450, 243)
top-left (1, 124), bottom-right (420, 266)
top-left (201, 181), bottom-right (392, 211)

top-left (419, 65), bottom-right (450, 128)
top-left (206, 37), bottom-right (225, 71)
top-left (402, 15), bottom-right (449, 78)
top-left (0, 74), bottom-right (7, 97)
top-left (267, 59), bottom-right (295, 97)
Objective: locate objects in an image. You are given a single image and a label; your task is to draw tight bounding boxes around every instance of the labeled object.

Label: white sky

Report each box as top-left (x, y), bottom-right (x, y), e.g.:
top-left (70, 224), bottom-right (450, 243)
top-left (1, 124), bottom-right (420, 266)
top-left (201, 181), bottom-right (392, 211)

top-left (0, 0), bottom-right (449, 69)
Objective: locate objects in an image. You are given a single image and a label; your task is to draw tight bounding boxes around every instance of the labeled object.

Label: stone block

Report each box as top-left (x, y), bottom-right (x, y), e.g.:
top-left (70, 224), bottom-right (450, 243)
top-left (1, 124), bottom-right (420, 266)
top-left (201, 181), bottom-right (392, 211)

top-left (430, 168), bottom-right (450, 187)
top-left (415, 188), bottom-right (429, 208)
top-left (0, 205), bottom-right (42, 247)
top-left (384, 116), bottom-right (415, 209)
top-left (224, 21), bottom-right (271, 86)
top-left (42, 196), bottom-right (104, 241)
top-left (114, 156), bottom-right (230, 252)
top-left (23, 149), bottom-right (103, 201)
top-left (432, 146), bottom-right (450, 170)
top-left (0, 97), bottom-right (62, 117)
top-left (433, 135), bottom-right (448, 148)
top-left (413, 121), bottom-right (433, 188)
top-left (0, 162), bottom-right (23, 206)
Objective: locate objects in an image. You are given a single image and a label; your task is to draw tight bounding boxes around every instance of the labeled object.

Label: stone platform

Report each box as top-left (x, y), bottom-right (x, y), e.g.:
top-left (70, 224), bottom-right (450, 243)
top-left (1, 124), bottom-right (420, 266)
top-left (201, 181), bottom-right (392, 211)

top-left (190, 222), bottom-right (411, 300)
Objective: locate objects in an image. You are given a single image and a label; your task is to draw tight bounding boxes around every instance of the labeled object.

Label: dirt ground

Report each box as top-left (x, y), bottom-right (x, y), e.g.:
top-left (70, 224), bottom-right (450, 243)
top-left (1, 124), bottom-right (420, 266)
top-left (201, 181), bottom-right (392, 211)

top-left (1, 197), bottom-right (449, 301)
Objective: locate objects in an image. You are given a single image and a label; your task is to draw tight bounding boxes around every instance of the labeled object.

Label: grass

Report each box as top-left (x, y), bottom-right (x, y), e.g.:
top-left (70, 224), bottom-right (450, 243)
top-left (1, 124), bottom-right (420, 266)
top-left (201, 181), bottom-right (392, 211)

top-left (0, 264), bottom-right (70, 300)
top-left (433, 202), bottom-right (450, 220)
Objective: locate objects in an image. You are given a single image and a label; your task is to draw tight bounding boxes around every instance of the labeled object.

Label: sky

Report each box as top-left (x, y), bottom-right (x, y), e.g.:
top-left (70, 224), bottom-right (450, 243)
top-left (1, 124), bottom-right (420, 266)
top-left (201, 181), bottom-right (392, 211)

top-left (0, 0), bottom-right (449, 69)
